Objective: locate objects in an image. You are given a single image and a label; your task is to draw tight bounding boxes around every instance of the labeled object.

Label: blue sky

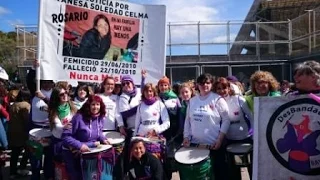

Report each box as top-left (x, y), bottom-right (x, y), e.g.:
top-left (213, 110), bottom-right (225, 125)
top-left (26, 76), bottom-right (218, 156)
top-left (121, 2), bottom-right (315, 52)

top-left (0, 0), bottom-right (254, 55)
top-left (0, 0), bottom-right (253, 31)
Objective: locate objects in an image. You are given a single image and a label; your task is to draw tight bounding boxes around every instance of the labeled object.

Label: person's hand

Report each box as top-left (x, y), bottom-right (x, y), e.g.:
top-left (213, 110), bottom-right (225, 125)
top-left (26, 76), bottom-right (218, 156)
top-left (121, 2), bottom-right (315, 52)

top-left (147, 129), bottom-right (156, 137)
top-left (80, 144), bottom-right (90, 152)
top-left (94, 141), bottom-right (100, 147)
top-left (210, 139), bottom-right (222, 150)
top-left (119, 126), bottom-right (127, 136)
top-left (63, 123), bottom-right (72, 129)
top-left (102, 139), bottom-right (110, 145)
top-left (141, 69), bottom-right (147, 79)
top-left (183, 138), bottom-right (190, 147)
top-left (35, 91), bottom-right (46, 99)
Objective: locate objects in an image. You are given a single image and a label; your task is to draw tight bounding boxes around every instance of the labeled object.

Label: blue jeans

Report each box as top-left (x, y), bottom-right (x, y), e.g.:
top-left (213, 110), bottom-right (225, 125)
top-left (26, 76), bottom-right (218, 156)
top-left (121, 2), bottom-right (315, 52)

top-left (0, 118), bottom-right (8, 149)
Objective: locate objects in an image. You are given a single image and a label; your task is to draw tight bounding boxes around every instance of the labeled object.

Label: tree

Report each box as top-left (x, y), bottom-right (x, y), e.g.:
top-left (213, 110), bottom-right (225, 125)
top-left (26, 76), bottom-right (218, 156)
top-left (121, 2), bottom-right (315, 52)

top-left (0, 31), bottom-right (17, 77)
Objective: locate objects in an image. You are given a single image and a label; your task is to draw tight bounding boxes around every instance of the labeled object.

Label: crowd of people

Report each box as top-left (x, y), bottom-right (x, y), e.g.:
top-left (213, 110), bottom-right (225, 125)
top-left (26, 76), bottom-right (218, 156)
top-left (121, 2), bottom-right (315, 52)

top-left (0, 60), bottom-right (319, 180)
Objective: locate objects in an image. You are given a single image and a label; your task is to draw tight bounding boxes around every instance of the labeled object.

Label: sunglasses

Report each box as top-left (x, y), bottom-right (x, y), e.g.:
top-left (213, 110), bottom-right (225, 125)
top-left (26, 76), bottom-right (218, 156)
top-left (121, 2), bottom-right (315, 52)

top-left (122, 81), bottom-right (131, 86)
top-left (59, 92), bottom-right (68, 97)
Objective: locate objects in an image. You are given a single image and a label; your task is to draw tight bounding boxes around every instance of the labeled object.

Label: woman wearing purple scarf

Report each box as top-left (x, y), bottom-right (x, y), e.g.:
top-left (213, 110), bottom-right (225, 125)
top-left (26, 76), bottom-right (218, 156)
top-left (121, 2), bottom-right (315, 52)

top-left (61, 95), bottom-right (109, 180)
top-left (134, 83), bottom-right (170, 137)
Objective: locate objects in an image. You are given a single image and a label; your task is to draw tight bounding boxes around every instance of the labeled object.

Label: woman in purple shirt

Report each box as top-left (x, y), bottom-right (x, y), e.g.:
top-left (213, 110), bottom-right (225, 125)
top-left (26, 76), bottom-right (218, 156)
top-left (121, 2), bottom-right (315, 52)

top-left (61, 95), bottom-right (109, 180)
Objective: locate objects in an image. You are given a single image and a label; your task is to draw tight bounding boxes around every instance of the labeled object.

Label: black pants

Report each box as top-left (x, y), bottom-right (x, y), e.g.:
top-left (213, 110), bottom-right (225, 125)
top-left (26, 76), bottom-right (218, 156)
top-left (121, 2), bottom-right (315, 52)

top-left (123, 129), bottom-right (134, 172)
top-left (10, 146), bottom-right (29, 175)
top-left (226, 138), bottom-right (253, 180)
top-left (210, 144), bottom-right (229, 180)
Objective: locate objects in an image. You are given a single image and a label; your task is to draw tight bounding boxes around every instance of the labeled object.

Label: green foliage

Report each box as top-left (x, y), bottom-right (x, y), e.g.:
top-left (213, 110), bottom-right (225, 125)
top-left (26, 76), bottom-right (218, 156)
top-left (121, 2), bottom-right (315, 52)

top-left (0, 31), bottom-right (17, 76)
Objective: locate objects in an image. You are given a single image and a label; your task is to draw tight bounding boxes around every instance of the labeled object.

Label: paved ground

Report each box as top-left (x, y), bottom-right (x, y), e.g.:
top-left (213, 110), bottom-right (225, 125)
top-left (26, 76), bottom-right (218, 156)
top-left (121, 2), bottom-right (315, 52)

top-left (1, 156), bottom-right (250, 179)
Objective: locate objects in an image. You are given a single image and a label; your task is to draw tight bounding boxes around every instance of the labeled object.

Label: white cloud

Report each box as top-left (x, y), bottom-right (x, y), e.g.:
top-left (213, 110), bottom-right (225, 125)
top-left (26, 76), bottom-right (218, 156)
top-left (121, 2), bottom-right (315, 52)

top-left (212, 33), bottom-right (237, 43)
top-left (131, 0), bottom-right (223, 42)
top-left (0, 6), bottom-right (11, 17)
top-left (7, 19), bottom-right (24, 26)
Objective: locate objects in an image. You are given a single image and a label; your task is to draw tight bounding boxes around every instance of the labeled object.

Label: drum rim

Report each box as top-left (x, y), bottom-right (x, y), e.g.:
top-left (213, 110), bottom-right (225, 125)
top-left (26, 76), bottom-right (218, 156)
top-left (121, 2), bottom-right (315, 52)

top-left (226, 143), bottom-right (253, 155)
top-left (174, 147), bottom-right (210, 165)
top-left (29, 128), bottom-right (52, 137)
top-left (82, 144), bottom-right (112, 154)
top-left (103, 131), bottom-right (125, 144)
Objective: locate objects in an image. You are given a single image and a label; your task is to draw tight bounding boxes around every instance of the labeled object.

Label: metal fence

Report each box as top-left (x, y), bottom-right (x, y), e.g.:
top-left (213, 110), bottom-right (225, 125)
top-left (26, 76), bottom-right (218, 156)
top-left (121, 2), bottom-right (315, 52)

top-left (15, 6), bottom-right (320, 83)
top-left (291, 7), bottom-right (320, 56)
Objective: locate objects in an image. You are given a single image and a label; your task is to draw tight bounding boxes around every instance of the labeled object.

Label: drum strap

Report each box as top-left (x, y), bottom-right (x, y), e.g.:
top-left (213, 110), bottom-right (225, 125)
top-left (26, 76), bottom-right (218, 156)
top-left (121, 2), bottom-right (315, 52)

top-left (123, 96), bottom-right (133, 128)
top-left (237, 95), bottom-right (252, 132)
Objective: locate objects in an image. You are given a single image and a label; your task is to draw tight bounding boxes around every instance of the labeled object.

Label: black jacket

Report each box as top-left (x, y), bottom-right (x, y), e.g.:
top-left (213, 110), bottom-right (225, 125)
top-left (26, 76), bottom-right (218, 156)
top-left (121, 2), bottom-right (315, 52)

top-left (79, 28), bottom-right (111, 60)
top-left (128, 152), bottom-right (163, 180)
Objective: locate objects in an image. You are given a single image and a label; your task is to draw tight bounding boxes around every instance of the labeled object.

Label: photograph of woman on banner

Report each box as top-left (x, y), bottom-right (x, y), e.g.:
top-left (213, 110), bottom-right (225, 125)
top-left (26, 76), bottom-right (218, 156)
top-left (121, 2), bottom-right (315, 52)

top-left (79, 14), bottom-right (112, 60)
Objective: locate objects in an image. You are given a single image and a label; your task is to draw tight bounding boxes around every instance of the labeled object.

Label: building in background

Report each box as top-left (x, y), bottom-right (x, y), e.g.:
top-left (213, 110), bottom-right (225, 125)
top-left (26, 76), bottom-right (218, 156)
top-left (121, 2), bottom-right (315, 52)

top-left (15, 0), bottom-right (320, 85)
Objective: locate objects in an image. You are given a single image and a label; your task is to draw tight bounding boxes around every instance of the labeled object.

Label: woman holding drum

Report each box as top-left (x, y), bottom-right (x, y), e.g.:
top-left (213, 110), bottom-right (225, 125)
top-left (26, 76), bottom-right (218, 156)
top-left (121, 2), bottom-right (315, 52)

top-left (214, 77), bottom-right (253, 142)
top-left (182, 73), bottom-right (230, 180)
top-left (61, 95), bottom-right (110, 180)
top-left (214, 77), bottom-right (253, 180)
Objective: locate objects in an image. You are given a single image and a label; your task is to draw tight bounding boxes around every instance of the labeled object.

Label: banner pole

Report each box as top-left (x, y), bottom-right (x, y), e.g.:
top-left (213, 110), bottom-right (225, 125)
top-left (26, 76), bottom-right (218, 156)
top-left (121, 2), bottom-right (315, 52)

top-left (36, 0), bottom-right (44, 91)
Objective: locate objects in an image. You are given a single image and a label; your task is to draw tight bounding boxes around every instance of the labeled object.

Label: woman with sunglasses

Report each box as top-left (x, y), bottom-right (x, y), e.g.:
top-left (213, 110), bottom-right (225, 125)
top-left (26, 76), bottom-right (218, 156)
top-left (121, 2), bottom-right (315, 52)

top-left (213, 77), bottom-right (253, 180)
top-left (99, 76), bottom-right (125, 134)
top-left (183, 73), bottom-right (230, 180)
top-left (48, 87), bottom-right (77, 162)
top-left (118, 70), bottom-right (146, 136)
top-left (118, 71), bottom-right (146, 175)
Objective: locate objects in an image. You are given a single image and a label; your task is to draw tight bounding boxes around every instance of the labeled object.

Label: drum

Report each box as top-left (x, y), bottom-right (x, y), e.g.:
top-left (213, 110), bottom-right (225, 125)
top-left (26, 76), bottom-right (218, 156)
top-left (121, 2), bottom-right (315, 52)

top-left (131, 136), bottom-right (166, 162)
top-left (226, 143), bottom-right (253, 166)
top-left (81, 144), bottom-right (114, 180)
top-left (27, 128), bottom-right (52, 160)
top-left (103, 131), bottom-right (125, 158)
top-left (174, 147), bottom-right (212, 180)
top-left (29, 128), bottom-right (52, 147)
top-left (226, 143), bottom-right (253, 180)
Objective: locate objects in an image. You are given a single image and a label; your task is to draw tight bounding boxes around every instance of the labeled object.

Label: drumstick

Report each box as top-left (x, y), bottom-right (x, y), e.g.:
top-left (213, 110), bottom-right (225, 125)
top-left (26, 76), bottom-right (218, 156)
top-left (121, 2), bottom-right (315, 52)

top-left (189, 143), bottom-right (211, 150)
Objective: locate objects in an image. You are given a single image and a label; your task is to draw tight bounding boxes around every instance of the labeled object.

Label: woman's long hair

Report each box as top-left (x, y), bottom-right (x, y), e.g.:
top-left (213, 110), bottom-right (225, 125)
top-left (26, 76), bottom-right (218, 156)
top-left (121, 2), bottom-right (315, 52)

top-left (78, 95), bottom-right (106, 121)
top-left (48, 87), bottom-right (77, 129)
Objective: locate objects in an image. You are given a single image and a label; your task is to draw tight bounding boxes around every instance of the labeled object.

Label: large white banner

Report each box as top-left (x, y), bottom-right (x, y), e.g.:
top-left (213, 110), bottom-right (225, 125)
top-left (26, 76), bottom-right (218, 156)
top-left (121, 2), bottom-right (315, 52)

top-left (254, 96), bottom-right (320, 180)
top-left (38, 0), bottom-right (166, 84)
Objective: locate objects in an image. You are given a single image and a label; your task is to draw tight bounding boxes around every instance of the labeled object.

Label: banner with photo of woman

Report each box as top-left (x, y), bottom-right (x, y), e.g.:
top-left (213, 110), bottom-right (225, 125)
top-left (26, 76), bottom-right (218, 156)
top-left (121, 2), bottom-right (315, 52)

top-left (38, 0), bottom-right (166, 84)
top-left (254, 96), bottom-right (320, 180)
